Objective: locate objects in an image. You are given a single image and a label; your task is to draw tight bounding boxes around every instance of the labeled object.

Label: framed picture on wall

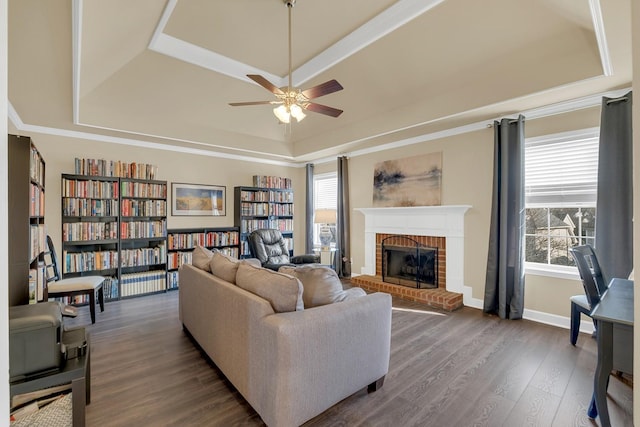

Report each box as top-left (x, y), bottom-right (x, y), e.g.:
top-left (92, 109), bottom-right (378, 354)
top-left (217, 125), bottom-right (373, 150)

top-left (171, 183), bottom-right (226, 216)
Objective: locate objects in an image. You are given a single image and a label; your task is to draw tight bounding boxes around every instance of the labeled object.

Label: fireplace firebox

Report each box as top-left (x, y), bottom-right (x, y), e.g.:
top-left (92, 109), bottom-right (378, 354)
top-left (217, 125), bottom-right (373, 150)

top-left (381, 236), bottom-right (437, 289)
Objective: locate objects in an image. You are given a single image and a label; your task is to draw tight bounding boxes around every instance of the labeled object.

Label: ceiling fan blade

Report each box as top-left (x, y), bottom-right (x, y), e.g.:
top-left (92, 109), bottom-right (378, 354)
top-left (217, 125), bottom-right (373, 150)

top-left (304, 102), bottom-right (343, 118)
top-left (247, 74), bottom-right (285, 95)
top-left (229, 101), bottom-right (280, 106)
top-left (301, 80), bottom-right (343, 99)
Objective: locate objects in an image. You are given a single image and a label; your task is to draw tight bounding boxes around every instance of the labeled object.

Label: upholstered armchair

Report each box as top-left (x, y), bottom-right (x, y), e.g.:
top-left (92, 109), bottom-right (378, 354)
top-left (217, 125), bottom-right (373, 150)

top-left (248, 229), bottom-right (319, 270)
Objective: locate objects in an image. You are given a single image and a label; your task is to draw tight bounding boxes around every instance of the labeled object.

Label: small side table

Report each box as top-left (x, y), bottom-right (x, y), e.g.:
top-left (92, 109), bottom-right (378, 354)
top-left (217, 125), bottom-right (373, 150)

top-left (11, 329), bottom-right (90, 427)
top-left (314, 247), bottom-right (337, 268)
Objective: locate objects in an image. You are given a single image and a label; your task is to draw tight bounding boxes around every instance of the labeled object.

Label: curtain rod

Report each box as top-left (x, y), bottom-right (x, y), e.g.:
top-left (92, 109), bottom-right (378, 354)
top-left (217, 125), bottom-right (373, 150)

top-left (606, 96), bottom-right (628, 105)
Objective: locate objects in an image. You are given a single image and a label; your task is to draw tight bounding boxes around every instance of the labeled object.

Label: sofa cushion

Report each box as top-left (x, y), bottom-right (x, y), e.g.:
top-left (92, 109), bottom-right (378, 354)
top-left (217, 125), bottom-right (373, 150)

top-left (236, 263), bottom-right (304, 312)
top-left (193, 245), bottom-right (217, 272)
top-left (279, 265), bottom-right (366, 307)
top-left (208, 252), bottom-right (262, 284)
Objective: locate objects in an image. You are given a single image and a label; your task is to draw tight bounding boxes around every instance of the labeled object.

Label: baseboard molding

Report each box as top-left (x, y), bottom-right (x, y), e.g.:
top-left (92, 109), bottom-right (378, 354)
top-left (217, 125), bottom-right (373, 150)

top-left (463, 286), bottom-right (595, 334)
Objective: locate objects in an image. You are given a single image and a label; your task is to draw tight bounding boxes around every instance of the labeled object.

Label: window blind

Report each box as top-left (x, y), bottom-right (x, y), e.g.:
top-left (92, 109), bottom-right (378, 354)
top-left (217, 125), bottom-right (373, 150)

top-left (525, 135), bottom-right (599, 205)
top-left (314, 175), bottom-right (337, 210)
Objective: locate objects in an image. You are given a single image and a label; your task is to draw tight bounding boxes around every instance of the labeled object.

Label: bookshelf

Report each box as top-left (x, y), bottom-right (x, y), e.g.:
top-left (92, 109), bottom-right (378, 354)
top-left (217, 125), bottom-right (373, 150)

top-left (8, 134), bottom-right (47, 306)
top-left (234, 185), bottom-right (294, 258)
top-left (166, 227), bottom-right (240, 289)
top-left (61, 174), bottom-right (168, 301)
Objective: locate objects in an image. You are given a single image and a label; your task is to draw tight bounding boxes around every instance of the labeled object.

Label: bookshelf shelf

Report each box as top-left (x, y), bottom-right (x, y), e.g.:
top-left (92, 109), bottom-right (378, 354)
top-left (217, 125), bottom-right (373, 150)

top-left (234, 184), bottom-right (294, 259)
top-left (166, 227), bottom-right (240, 290)
top-left (9, 135), bottom-right (47, 306)
top-left (61, 173), bottom-right (168, 303)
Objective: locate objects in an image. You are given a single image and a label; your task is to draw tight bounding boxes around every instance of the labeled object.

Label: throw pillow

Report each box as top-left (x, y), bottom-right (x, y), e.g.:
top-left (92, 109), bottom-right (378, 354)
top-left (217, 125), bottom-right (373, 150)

top-left (192, 245), bottom-right (217, 272)
top-left (209, 252), bottom-right (242, 283)
top-left (279, 265), bottom-right (365, 308)
top-left (236, 262), bottom-right (304, 312)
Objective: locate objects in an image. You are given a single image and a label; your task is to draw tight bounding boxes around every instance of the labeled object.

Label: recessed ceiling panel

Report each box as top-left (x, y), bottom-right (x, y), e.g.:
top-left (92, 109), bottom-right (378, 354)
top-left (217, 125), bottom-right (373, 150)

top-left (164, 0), bottom-right (397, 76)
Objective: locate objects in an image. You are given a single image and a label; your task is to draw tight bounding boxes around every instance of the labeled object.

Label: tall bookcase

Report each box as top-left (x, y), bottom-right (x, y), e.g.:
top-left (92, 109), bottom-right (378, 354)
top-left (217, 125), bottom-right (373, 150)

top-left (8, 134), bottom-right (46, 306)
top-left (61, 174), bottom-right (167, 301)
top-left (234, 186), bottom-right (294, 258)
top-left (166, 227), bottom-right (240, 289)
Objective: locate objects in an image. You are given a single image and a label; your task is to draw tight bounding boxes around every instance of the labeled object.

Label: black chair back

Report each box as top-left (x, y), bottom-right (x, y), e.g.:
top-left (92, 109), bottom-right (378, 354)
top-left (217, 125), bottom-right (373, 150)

top-left (569, 245), bottom-right (605, 308)
top-left (248, 229), bottom-right (290, 266)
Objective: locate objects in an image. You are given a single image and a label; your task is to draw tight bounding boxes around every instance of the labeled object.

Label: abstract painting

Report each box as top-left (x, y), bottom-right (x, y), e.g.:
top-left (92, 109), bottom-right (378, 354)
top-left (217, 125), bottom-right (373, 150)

top-left (373, 152), bottom-right (442, 207)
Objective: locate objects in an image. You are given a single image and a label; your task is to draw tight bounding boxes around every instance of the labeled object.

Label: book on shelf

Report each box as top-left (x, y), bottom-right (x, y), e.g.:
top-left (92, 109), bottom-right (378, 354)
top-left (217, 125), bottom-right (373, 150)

top-left (28, 269), bottom-right (37, 304)
top-left (74, 158), bottom-right (158, 180)
top-left (252, 175), bottom-right (292, 189)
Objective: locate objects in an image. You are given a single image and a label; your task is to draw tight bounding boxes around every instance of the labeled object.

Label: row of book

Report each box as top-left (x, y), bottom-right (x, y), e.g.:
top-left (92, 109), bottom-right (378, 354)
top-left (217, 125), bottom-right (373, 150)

top-left (30, 224), bottom-right (46, 263)
top-left (239, 202), bottom-right (294, 217)
top-left (120, 220), bottom-right (166, 239)
top-left (252, 175), bottom-right (292, 189)
top-left (120, 271), bottom-right (166, 297)
top-left (62, 198), bottom-right (119, 217)
top-left (63, 250), bottom-right (118, 273)
top-left (62, 221), bottom-right (118, 242)
top-left (121, 199), bottom-right (167, 217)
top-left (120, 181), bottom-right (166, 198)
top-left (30, 146), bottom-right (45, 186)
top-left (167, 231), bottom-right (239, 250)
top-left (28, 262), bottom-right (46, 304)
top-left (167, 246), bottom-right (240, 270)
top-left (74, 158), bottom-right (158, 180)
top-left (240, 190), bottom-right (294, 203)
top-left (240, 219), bottom-right (293, 234)
top-left (120, 244), bottom-right (167, 268)
top-left (62, 178), bottom-right (119, 199)
top-left (167, 271), bottom-right (179, 290)
top-left (30, 184), bottom-right (45, 217)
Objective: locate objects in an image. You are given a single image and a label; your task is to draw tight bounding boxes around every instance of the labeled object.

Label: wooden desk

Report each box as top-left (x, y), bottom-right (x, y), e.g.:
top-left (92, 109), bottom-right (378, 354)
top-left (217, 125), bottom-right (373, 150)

top-left (589, 278), bottom-right (633, 427)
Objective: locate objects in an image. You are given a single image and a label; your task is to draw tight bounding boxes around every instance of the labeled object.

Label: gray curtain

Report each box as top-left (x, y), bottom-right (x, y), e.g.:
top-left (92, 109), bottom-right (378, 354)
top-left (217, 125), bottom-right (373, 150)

top-left (595, 91), bottom-right (633, 282)
top-left (483, 115), bottom-right (526, 320)
top-left (305, 163), bottom-right (314, 254)
top-left (336, 156), bottom-right (351, 277)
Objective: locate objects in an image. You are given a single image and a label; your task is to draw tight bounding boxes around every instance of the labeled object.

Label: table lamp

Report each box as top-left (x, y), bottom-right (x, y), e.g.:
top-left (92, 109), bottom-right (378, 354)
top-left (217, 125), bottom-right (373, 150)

top-left (314, 209), bottom-right (336, 249)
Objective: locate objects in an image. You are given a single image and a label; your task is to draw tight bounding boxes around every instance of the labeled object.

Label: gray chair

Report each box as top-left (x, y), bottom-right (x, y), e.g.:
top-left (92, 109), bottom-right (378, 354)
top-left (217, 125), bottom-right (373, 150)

top-left (44, 235), bottom-right (106, 324)
top-left (568, 245), bottom-right (607, 345)
top-left (248, 229), bottom-right (319, 270)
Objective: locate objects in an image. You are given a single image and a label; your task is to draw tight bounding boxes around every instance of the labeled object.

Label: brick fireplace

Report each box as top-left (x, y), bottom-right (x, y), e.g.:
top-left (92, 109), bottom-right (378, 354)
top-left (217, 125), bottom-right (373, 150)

top-left (352, 205), bottom-right (470, 311)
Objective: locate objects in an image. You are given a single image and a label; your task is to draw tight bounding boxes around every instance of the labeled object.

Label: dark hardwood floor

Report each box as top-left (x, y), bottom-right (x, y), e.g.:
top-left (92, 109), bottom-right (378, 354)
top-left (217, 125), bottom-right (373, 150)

top-left (64, 289), bottom-right (633, 426)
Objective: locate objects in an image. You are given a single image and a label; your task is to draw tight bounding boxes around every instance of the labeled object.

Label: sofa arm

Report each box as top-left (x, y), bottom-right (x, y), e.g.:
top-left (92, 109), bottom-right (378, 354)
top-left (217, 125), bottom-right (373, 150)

top-left (251, 292), bottom-right (392, 427)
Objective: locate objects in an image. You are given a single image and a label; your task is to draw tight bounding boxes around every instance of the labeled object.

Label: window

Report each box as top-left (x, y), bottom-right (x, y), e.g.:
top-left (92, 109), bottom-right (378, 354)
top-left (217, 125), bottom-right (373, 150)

top-left (313, 173), bottom-right (337, 247)
top-left (524, 129), bottom-right (599, 268)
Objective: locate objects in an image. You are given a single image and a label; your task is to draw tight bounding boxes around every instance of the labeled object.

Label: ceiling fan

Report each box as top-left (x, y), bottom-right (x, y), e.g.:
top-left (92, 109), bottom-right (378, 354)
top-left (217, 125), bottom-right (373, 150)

top-left (229, 0), bottom-right (344, 123)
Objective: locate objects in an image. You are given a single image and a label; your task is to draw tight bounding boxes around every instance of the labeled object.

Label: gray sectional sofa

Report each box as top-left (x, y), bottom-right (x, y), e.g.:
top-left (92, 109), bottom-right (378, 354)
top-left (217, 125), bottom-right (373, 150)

top-left (178, 250), bottom-right (392, 427)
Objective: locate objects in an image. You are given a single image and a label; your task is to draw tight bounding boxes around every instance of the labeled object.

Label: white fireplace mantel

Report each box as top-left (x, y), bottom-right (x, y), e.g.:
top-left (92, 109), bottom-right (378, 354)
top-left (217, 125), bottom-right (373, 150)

top-left (355, 205), bottom-right (471, 294)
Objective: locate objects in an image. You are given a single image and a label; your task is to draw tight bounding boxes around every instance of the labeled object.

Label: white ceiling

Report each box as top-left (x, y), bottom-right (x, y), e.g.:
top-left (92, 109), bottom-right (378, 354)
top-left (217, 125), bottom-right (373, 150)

top-left (8, 0), bottom-right (632, 165)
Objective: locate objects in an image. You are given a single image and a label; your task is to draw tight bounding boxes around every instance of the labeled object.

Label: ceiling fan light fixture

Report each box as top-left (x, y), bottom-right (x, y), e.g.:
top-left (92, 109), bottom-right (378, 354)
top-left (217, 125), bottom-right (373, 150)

top-left (274, 105), bottom-right (291, 123)
top-left (290, 103), bottom-right (306, 121)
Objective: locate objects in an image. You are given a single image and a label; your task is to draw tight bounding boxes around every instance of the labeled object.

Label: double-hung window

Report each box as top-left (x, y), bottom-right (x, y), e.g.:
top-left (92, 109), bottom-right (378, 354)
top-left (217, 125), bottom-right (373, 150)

top-left (313, 173), bottom-right (337, 247)
top-left (524, 129), bottom-right (599, 270)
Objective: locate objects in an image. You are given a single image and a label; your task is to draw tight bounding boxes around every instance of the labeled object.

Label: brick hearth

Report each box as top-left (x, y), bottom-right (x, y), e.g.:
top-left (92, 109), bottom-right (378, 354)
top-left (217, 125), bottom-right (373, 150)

top-left (351, 275), bottom-right (463, 311)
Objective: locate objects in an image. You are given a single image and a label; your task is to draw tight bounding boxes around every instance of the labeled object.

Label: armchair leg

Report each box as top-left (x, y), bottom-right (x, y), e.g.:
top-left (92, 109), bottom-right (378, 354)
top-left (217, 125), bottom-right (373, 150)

top-left (570, 301), bottom-right (580, 346)
top-left (368, 376), bottom-right (385, 393)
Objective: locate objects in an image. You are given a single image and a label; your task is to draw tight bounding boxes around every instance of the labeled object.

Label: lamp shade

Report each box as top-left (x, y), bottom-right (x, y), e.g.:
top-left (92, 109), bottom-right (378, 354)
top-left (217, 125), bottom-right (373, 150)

top-left (314, 209), bottom-right (337, 224)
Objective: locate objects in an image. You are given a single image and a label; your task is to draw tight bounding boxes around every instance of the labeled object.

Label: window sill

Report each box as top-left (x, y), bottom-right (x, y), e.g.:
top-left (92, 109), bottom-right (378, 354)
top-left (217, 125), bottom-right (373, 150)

top-left (525, 262), bottom-right (580, 281)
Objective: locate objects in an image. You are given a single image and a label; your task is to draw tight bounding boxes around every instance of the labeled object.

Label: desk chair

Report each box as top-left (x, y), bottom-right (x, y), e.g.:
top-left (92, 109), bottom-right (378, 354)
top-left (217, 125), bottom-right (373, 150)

top-left (568, 245), bottom-right (607, 345)
top-left (44, 236), bottom-right (105, 324)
